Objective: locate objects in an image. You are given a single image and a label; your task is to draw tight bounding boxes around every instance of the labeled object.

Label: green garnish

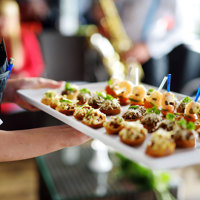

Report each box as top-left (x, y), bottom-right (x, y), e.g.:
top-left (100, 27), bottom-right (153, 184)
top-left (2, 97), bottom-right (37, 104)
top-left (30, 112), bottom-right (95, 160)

top-left (166, 113), bottom-right (175, 121)
top-left (46, 93), bottom-right (52, 98)
top-left (60, 99), bottom-right (72, 104)
top-left (198, 111), bottom-right (200, 115)
top-left (85, 109), bottom-right (93, 118)
top-left (148, 88), bottom-right (154, 93)
top-left (129, 105), bottom-right (139, 110)
top-left (116, 116), bottom-right (123, 122)
top-left (129, 98), bottom-right (138, 102)
top-left (104, 94), bottom-right (114, 100)
top-left (80, 88), bottom-right (90, 94)
top-left (177, 119), bottom-right (195, 130)
top-left (108, 79), bottom-right (112, 86)
top-left (146, 106), bottom-right (160, 115)
top-left (187, 121), bottom-right (195, 130)
top-left (96, 92), bottom-right (104, 98)
top-left (177, 119), bottom-right (187, 129)
top-left (65, 82), bottom-right (75, 92)
top-left (182, 97), bottom-right (192, 104)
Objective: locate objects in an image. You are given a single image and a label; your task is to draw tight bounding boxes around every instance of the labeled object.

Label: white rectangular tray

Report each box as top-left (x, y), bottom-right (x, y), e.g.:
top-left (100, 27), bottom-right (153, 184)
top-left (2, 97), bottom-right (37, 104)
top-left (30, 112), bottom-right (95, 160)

top-left (17, 82), bottom-right (200, 169)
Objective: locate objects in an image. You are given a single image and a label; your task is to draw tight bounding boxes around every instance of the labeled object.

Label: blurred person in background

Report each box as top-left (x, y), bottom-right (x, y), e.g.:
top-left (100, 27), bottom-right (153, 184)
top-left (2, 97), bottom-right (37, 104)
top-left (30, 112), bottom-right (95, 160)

top-left (117, 0), bottom-right (183, 89)
top-left (86, 0), bottom-right (184, 89)
top-left (0, 0), bottom-right (44, 113)
top-left (17, 0), bottom-right (59, 31)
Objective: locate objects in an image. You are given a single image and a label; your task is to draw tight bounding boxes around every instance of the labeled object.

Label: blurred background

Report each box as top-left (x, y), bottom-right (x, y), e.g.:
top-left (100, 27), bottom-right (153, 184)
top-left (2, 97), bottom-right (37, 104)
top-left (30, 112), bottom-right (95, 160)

top-left (1, 0), bottom-right (200, 199)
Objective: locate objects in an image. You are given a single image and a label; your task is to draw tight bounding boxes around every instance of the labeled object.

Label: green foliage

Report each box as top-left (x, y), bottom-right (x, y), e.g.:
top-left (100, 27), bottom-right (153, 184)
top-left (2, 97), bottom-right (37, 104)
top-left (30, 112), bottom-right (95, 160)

top-left (116, 154), bottom-right (175, 200)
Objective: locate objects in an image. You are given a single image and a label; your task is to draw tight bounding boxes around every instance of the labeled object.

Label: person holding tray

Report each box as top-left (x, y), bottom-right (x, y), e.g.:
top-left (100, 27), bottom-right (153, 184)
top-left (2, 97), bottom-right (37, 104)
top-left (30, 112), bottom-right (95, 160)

top-left (0, 77), bottom-right (90, 162)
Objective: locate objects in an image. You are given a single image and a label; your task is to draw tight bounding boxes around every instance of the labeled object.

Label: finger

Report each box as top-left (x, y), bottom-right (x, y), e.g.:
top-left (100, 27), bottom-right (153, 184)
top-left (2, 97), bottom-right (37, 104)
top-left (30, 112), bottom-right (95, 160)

top-left (37, 78), bottom-right (65, 89)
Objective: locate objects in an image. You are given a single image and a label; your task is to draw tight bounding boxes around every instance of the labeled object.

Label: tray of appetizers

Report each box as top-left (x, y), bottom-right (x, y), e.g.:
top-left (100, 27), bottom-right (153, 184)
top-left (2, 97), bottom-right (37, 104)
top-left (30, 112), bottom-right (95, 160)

top-left (17, 80), bottom-right (200, 169)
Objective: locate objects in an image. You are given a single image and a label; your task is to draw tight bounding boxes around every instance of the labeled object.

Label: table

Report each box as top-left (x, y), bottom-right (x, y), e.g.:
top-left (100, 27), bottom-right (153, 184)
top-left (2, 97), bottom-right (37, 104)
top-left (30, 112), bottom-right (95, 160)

top-left (36, 145), bottom-right (179, 200)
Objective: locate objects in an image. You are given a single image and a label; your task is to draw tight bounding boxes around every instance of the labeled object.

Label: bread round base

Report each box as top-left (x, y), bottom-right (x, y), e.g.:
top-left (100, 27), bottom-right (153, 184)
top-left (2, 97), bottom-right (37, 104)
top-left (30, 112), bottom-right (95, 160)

top-left (105, 126), bottom-right (123, 135)
top-left (41, 98), bottom-right (51, 106)
top-left (120, 134), bottom-right (146, 146)
top-left (145, 144), bottom-right (175, 157)
top-left (100, 107), bottom-right (121, 116)
top-left (82, 120), bottom-right (104, 129)
top-left (56, 108), bottom-right (75, 116)
top-left (175, 138), bottom-right (195, 148)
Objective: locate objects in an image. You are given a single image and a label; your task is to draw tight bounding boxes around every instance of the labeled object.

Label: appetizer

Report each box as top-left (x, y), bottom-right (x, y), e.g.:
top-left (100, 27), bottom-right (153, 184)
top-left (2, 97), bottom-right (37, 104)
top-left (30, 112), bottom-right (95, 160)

top-left (105, 78), bottom-right (119, 98)
top-left (104, 116), bottom-right (125, 134)
top-left (99, 95), bottom-right (121, 115)
top-left (177, 97), bottom-right (192, 113)
top-left (122, 105), bottom-right (146, 121)
top-left (56, 98), bottom-right (76, 115)
top-left (144, 90), bottom-right (162, 109)
top-left (73, 104), bottom-right (92, 120)
top-left (172, 119), bottom-right (197, 148)
top-left (77, 88), bottom-right (91, 105)
top-left (129, 85), bottom-right (147, 106)
top-left (113, 80), bottom-right (133, 105)
top-left (82, 109), bottom-right (106, 128)
top-left (161, 91), bottom-right (176, 116)
top-left (41, 90), bottom-right (57, 106)
top-left (88, 92), bottom-right (105, 109)
top-left (50, 94), bottom-right (63, 109)
top-left (184, 101), bottom-right (200, 122)
top-left (62, 82), bottom-right (79, 99)
top-left (119, 121), bottom-right (147, 146)
top-left (141, 111), bottom-right (162, 133)
top-left (146, 129), bottom-right (176, 157)
top-left (155, 113), bottom-right (176, 132)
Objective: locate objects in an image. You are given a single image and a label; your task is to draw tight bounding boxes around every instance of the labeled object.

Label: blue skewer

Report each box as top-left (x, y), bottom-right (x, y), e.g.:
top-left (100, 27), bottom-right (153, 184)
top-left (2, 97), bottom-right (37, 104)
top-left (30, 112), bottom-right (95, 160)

top-left (6, 58), bottom-right (14, 80)
top-left (195, 84), bottom-right (200, 102)
top-left (167, 74), bottom-right (171, 92)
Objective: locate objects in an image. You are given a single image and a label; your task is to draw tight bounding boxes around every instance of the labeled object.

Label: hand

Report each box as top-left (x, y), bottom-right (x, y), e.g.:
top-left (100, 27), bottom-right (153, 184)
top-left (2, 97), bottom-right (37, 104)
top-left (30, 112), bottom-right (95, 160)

top-left (3, 77), bottom-right (64, 111)
top-left (122, 43), bottom-right (151, 64)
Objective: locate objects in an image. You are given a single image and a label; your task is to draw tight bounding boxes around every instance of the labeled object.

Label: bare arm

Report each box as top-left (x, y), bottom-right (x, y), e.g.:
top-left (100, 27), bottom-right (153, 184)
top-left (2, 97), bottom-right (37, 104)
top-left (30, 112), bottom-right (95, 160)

top-left (0, 125), bottom-right (90, 162)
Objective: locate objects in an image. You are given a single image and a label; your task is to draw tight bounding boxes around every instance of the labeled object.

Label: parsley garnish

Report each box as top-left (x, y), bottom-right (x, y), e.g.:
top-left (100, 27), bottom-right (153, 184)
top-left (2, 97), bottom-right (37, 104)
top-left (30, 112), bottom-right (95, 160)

top-left (182, 97), bottom-right (192, 104)
top-left (104, 94), bottom-right (114, 100)
top-left (65, 82), bottom-right (75, 92)
top-left (187, 121), bottom-right (195, 130)
top-left (108, 79), bottom-right (112, 86)
top-left (47, 93), bottom-right (52, 98)
top-left (96, 92), bottom-right (104, 98)
top-left (177, 119), bottom-right (187, 129)
top-left (146, 106), bottom-right (160, 114)
top-left (60, 99), bottom-right (72, 104)
top-left (178, 119), bottom-right (195, 130)
top-left (129, 105), bottom-right (139, 110)
top-left (85, 109), bottom-right (93, 118)
top-left (148, 88), bottom-right (154, 93)
top-left (166, 113), bottom-right (175, 121)
top-left (80, 88), bottom-right (90, 94)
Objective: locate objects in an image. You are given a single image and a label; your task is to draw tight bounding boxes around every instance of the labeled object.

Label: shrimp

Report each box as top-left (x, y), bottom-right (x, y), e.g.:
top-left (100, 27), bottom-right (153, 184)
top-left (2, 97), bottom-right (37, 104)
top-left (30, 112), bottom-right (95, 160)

top-left (145, 90), bottom-right (162, 107)
top-left (129, 85), bottom-right (147, 102)
top-left (184, 101), bottom-right (200, 116)
top-left (161, 92), bottom-right (176, 110)
top-left (113, 80), bottom-right (133, 98)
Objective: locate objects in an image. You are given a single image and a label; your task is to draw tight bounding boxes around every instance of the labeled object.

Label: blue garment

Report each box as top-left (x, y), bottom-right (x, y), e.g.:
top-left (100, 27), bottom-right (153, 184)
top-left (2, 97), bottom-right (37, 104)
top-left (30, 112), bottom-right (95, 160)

top-left (141, 0), bottom-right (161, 41)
